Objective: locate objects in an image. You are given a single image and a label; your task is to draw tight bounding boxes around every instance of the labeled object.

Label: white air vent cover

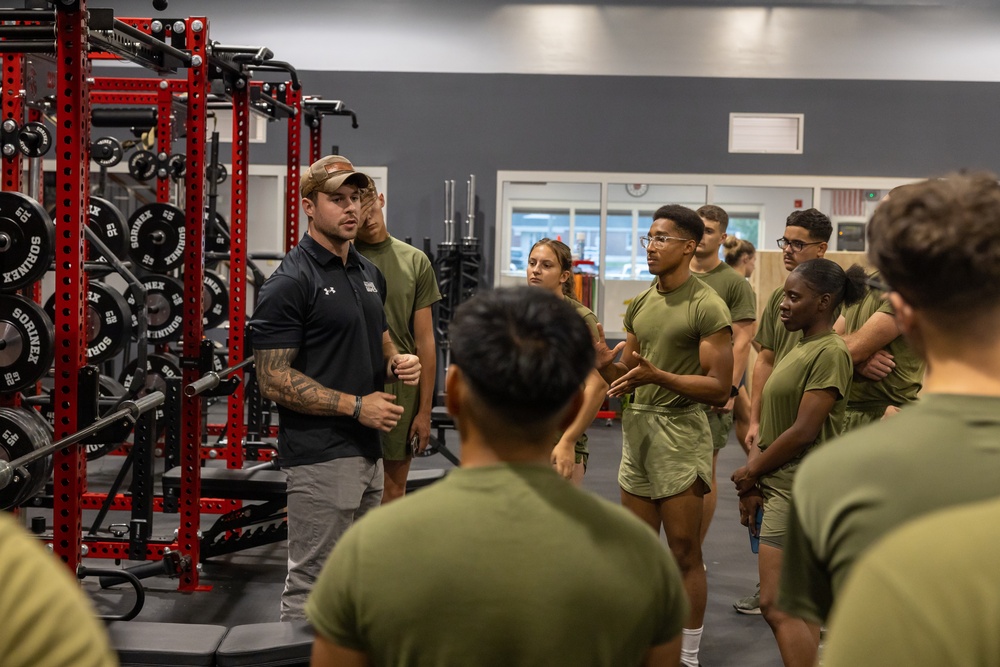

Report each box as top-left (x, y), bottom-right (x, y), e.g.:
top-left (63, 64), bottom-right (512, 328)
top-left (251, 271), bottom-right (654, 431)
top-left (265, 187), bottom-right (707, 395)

top-left (729, 113), bottom-right (803, 154)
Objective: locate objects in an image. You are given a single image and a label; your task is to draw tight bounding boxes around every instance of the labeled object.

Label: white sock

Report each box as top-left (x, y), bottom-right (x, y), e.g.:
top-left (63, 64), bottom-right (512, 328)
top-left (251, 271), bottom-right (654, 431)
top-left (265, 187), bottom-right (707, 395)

top-left (681, 626), bottom-right (703, 667)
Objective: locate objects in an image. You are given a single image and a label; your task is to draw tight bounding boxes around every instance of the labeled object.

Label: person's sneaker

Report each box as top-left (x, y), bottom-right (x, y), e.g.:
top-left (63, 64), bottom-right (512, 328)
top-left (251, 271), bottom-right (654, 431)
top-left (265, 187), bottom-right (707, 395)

top-left (733, 583), bottom-right (761, 615)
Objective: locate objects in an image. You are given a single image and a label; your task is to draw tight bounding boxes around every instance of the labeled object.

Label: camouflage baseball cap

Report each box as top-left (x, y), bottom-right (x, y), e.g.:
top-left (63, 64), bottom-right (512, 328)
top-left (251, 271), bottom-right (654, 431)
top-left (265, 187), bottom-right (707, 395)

top-left (300, 155), bottom-right (369, 198)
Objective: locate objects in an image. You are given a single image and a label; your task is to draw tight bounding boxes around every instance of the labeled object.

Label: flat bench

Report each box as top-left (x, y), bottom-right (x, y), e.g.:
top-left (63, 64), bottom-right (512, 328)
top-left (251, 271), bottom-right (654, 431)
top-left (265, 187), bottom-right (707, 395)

top-left (108, 621), bottom-right (312, 667)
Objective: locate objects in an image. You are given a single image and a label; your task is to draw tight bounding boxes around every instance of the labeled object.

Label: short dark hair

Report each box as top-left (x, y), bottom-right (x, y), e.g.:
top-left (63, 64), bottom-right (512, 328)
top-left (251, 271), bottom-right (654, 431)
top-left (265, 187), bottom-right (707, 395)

top-left (697, 204), bottom-right (729, 232)
top-left (653, 204), bottom-right (705, 244)
top-left (449, 287), bottom-right (595, 424)
top-left (786, 208), bottom-right (832, 242)
top-left (868, 172), bottom-right (1000, 315)
top-left (791, 259), bottom-right (867, 310)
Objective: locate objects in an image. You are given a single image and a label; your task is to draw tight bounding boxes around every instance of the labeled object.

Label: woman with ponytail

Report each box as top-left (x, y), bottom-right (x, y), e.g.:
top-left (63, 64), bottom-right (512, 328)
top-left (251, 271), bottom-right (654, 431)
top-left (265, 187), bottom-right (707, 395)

top-left (731, 258), bottom-right (866, 667)
top-left (526, 238), bottom-right (609, 484)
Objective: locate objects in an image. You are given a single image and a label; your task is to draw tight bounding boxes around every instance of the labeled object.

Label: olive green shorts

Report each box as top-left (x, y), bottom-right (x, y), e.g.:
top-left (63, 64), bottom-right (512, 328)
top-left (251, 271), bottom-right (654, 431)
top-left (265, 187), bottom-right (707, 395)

top-left (380, 381), bottom-right (420, 461)
top-left (575, 433), bottom-right (589, 470)
top-left (706, 409), bottom-right (734, 451)
top-left (619, 403), bottom-right (712, 500)
top-left (759, 463), bottom-right (798, 549)
top-left (842, 404), bottom-right (888, 433)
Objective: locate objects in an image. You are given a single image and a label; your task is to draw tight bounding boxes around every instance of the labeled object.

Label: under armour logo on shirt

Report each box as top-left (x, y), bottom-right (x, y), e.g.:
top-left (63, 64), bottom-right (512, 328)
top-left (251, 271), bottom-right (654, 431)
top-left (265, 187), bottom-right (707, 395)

top-left (324, 287), bottom-right (336, 295)
top-left (363, 281), bottom-right (378, 293)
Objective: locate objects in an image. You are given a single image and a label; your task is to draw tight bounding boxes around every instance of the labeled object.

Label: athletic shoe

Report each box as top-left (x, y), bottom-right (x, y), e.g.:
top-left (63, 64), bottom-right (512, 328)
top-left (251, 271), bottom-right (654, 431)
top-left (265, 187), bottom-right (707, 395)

top-left (733, 583), bottom-right (761, 615)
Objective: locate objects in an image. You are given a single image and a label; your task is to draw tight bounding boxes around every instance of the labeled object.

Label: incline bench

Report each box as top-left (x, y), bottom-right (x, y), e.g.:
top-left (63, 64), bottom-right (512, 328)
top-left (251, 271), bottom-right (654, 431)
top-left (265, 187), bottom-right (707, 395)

top-left (162, 464), bottom-right (447, 559)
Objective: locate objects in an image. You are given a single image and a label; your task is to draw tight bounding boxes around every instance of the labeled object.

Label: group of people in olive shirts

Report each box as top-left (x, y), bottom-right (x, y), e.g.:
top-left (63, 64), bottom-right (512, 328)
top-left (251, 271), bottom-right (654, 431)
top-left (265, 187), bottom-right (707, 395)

top-left (523, 197), bottom-right (932, 667)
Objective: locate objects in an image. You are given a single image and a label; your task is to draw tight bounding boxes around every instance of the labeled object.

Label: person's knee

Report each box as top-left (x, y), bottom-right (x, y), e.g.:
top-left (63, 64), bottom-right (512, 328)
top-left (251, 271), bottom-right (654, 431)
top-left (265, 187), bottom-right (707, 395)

top-left (667, 534), bottom-right (702, 571)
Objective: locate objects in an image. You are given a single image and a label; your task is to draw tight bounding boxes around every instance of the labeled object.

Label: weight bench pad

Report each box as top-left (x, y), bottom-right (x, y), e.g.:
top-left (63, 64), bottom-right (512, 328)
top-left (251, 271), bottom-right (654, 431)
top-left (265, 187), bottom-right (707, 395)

top-left (107, 621), bottom-right (227, 667)
top-left (162, 466), bottom-right (287, 501)
top-left (216, 621), bottom-right (313, 667)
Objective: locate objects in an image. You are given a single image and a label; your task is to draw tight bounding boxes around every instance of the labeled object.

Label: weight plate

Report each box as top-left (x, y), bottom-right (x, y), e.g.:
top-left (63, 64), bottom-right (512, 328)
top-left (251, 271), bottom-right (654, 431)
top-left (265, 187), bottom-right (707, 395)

top-left (214, 163), bottom-right (227, 184)
top-left (44, 281), bottom-right (130, 364)
top-left (128, 202), bottom-right (186, 272)
top-left (168, 153), bottom-right (186, 178)
top-left (0, 407), bottom-right (52, 510)
top-left (202, 270), bottom-right (229, 330)
top-left (125, 274), bottom-right (185, 342)
top-left (0, 191), bottom-right (54, 292)
top-left (119, 353), bottom-right (181, 438)
top-left (92, 136), bottom-right (124, 168)
top-left (0, 294), bottom-right (55, 393)
top-left (205, 211), bottom-right (230, 254)
top-left (88, 197), bottom-right (130, 262)
top-left (17, 121), bottom-right (51, 158)
top-left (128, 150), bottom-right (156, 181)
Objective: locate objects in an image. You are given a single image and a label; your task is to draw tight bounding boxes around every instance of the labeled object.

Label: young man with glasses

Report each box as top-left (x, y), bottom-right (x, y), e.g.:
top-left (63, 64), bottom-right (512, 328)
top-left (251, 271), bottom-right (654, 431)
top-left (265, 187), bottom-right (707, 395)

top-left (735, 208), bottom-right (831, 616)
top-left (596, 204), bottom-right (733, 667)
top-left (780, 173), bottom-right (1000, 664)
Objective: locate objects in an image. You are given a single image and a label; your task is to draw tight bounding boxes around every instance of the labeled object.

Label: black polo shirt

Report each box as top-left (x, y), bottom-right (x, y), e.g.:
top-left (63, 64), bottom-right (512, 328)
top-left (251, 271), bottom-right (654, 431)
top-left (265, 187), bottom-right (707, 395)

top-left (250, 234), bottom-right (388, 466)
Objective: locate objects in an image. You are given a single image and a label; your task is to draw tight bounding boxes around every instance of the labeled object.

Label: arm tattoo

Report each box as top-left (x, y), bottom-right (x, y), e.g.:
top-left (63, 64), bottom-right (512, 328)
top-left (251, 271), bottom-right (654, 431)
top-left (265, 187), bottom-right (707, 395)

top-left (254, 347), bottom-right (346, 416)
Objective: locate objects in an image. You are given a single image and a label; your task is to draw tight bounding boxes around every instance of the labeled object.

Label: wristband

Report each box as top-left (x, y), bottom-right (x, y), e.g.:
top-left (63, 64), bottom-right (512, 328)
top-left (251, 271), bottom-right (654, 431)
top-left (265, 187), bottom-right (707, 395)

top-left (352, 395), bottom-right (363, 420)
top-left (730, 385), bottom-right (740, 398)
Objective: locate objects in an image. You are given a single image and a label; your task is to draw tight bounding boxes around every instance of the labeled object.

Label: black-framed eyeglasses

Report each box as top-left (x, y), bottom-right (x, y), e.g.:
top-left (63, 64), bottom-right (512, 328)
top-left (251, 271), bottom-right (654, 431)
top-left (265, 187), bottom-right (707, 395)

top-left (640, 234), bottom-right (691, 249)
top-left (776, 238), bottom-right (824, 252)
top-left (864, 275), bottom-right (893, 294)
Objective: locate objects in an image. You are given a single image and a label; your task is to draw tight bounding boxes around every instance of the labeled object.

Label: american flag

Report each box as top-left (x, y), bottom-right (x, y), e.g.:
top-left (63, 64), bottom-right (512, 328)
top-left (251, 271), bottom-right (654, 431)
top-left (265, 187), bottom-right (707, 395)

top-left (831, 189), bottom-right (865, 217)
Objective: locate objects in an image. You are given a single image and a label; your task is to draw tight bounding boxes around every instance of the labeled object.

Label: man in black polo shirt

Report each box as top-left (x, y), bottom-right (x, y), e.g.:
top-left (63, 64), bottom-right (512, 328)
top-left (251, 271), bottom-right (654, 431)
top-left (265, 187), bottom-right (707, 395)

top-left (251, 155), bottom-right (421, 621)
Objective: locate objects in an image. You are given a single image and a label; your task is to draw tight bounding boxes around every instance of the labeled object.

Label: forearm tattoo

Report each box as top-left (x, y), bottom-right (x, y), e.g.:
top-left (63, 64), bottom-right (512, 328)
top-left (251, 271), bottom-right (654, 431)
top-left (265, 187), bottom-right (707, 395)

top-left (254, 347), bottom-right (345, 416)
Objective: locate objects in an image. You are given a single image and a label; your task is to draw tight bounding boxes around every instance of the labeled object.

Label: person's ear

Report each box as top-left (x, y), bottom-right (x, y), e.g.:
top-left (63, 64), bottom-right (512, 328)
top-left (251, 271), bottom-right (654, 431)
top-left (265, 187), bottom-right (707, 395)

top-left (889, 292), bottom-right (914, 335)
top-left (377, 193), bottom-right (385, 209)
top-left (301, 197), bottom-right (315, 218)
top-left (818, 292), bottom-right (833, 311)
top-left (816, 242), bottom-right (828, 258)
top-left (559, 270), bottom-right (572, 288)
top-left (445, 366), bottom-right (462, 420)
top-left (556, 389), bottom-right (585, 432)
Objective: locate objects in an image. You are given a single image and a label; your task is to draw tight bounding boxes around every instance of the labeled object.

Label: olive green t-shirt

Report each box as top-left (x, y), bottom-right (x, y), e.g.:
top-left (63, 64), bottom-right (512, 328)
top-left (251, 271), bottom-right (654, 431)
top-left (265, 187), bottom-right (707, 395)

top-left (307, 464), bottom-right (689, 667)
top-left (355, 236), bottom-right (442, 355)
top-left (779, 393), bottom-right (1000, 624)
top-left (755, 285), bottom-right (800, 364)
top-left (841, 273), bottom-right (924, 408)
top-left (692, 261), bottom-right (757, 323)
top-left (0, 513), bottom-right (118, 667)
top-left (758, 330), bottom-right (852, 461)
top-left (570, 297), bottom-right (600, 342)
top-left (623, 276), bottom-right (731, 408)
top-left (823, 497), bottom-right (1000, 667)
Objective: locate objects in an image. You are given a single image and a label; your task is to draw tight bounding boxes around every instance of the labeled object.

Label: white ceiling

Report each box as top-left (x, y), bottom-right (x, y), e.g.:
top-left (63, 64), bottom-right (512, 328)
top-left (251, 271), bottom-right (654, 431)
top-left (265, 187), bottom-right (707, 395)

top-left (102, 1), bottom-right (1000, 81)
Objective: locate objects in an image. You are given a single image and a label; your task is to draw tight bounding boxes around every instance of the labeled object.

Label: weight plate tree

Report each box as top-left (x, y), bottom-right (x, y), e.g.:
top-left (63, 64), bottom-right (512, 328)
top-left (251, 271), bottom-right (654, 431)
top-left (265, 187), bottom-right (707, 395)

top-left (0, 294), bottom-right (55, 393)
top-left (0, 191), bottom-right (55, 291)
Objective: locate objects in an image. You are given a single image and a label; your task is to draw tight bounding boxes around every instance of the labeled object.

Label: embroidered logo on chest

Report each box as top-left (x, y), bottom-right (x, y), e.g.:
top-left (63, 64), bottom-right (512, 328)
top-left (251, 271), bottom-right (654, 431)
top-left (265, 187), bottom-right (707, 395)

top-left (363, 281), bottom-right (378, 294)
top-left (323, 287), bottom-right (336, 295)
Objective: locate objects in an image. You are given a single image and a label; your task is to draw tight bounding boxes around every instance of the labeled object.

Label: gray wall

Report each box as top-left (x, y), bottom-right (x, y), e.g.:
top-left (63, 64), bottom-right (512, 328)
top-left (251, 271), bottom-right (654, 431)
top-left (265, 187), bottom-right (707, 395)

top-left (239, 71), bottom-right (1000, 279)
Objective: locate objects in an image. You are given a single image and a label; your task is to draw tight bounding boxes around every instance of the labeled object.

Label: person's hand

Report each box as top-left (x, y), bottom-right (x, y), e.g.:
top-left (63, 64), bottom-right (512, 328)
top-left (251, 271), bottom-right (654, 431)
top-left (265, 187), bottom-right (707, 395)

top-left (857, 349), bottom-right (895, 381)
top-left (745, 421), bottom-right (760, 450)
top-left (731, 464), bottom-right (759, 497)
top-left (409, 410), bottom-right (431, 455)
top-left (881, 405), bottom-right (902, 421)
top-left (607, 352), bottom-right (660, 398)
top-left (713, 395), bottom-right (735, 415)
top-left (594, 323), bottom-right (625, 371)
top-left (739, 490), bottom-right (764, 535)
top-left (551, 439), bottom-right (576, 480)
top-left (390, 354), bottom-right (421, 385)
top-left (358, 392), bottom-right (405, 432)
